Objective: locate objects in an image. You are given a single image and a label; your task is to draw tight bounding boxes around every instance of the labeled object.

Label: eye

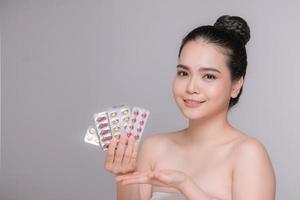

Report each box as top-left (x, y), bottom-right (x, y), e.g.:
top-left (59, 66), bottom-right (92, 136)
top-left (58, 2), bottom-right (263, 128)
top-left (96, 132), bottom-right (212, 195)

top-left (177, 70), bottom-right (188, 77)
top-left (203, 74), bottom-right (216, 80)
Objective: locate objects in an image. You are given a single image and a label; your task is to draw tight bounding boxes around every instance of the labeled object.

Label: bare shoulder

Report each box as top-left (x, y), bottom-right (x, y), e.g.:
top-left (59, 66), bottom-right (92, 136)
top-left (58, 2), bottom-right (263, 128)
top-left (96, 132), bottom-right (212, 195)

top-left (230, 133), bottom-right (276, 198)
top-left (231, 134), bottom-right (272, 161)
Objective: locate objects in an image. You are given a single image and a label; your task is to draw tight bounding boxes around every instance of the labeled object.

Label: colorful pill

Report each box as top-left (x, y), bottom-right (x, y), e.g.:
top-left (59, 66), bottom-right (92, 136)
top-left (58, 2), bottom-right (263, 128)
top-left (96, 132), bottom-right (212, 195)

top-left (129, 125), bottom-right (134, 130)
top-left (112, 119), bottom-right (119, 124)
top-left (139, 120), bottom-right (144, 126)
top-left (132, 118), bottom-right (137, 123)
top-left (87, 135), bottom-right (94, 141)
top-left (127, 132), bottom-right (132, 137)
top-left (102, 135), bottom-right (112, 142)
top-left (134, 135), bottom-right (139, 140)
top-left (137, 127), bottom-right (142, 132)
top-left (113, 126), bottom-right (120, 131)
top-left (133, 111), bottom-right (139, 116)
top-left (100, 129), bottom-right (110, 135)
top-left (121, 109), bottom-right (129, 115)
top-left (89, 127), bottom-right (96, 134)
top-left (141, 112), bottom-right (147, 118)
top-left (99, 123), bottom-right (108, 128)
top-left (97, 116), bottom-right (107, 122)
top-left (123, 116), bottom-right (130, 121)
top-left (110, 112), bottom-right (117, 117)
top-left (123, 123), bottom-right (128, 128)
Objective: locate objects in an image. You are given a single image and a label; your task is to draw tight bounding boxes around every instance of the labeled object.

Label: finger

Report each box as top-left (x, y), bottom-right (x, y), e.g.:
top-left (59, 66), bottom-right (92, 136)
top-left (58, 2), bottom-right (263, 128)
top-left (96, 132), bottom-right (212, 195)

top-left (120, 174), bottom-right (150, 185)
top-left (114, 133), bottom-right (128, 165)
top-left (105, 137), bottom-right (118, 170)
top-left (120, 174), bottom-right (168, 187)
top-left (129, 140), bottom-right (139, 167)
top-left (116, 171), bottom-right (141, 181)
top-left (122, 136), bottom-right (135, 164)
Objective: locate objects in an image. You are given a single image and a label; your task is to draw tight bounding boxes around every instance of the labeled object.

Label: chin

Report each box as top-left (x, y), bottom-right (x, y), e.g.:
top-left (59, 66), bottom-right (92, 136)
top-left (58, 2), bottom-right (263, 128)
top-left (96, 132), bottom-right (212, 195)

top-left (176, 100), bottom-right (206, 120)
top-left (181, 109), bottom-right (206, 120)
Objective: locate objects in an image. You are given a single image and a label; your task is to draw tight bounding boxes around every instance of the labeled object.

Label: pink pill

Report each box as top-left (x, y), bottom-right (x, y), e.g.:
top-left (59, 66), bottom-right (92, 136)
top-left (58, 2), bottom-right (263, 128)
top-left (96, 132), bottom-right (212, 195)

top-left (99, 123), bottom-right (108, 128)
top-left (134, 111), bottom-right (139, 116)
top-left (137, 127), bottom-right (142, 132)
top-left (134, 135), bottom-right (139, 140)
top-left (97, 116), bottom-right (106, 122)
top-left (141, 113), bottom-right (147, 118)
top-left (102, 135), bottom-right (112, 142)
top-left (139, 120), bottom-right (144, 126)
top-left (132, 118), bottom-right (137, 123)
top-left (129, 125), bottom-right (134, 130)
top-left (100, 129), bottom-right (110, 135)
top-left (127, 132), bottom-right (132, 137)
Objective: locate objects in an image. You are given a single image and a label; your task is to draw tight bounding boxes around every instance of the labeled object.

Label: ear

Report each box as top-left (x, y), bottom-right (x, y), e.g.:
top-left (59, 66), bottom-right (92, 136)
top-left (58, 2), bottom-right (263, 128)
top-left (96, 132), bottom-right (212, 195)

top-left (231, 76), bottom-right (244, 98)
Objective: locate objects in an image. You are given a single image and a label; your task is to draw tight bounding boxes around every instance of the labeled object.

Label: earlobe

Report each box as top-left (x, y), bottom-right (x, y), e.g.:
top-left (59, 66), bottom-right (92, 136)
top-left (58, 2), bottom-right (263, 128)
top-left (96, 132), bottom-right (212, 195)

top-left (231, 77), bottom-right (244, 98)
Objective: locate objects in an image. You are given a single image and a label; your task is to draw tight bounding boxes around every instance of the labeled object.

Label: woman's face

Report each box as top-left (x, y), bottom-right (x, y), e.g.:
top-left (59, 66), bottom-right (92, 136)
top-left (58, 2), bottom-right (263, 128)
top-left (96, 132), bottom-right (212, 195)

top-left (172, 39), bottom-right (241, 120)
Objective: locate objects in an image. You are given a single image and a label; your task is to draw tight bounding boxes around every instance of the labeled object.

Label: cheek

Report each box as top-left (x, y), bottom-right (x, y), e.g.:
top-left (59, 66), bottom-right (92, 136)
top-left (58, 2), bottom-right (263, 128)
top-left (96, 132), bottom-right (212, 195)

top-left (172, 78), bottom-right (182, 96)
top-left (207, 80), bottom-right (231, 100)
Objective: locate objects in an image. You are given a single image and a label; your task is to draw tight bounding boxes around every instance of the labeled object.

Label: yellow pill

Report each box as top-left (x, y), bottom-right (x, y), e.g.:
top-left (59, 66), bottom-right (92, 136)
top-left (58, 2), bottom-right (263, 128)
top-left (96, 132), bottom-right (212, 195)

top-left (113, 126), bottom-right (120, 131)
top-left (89, 128), bottom-right (96, 134)
top-left (87, 136), bottom-right (93, 141)
top-left (112, 119), bottom-right (119, 124)
top-left (122, 109), bottom-right (129, 115)
top-left (110, 112), bottom-right (117, 117)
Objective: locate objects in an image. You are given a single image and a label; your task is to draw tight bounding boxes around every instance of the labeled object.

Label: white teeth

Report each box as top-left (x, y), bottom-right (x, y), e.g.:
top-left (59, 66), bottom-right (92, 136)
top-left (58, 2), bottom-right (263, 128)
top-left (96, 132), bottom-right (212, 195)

top-left (184, 99), bottom-right (205, 103)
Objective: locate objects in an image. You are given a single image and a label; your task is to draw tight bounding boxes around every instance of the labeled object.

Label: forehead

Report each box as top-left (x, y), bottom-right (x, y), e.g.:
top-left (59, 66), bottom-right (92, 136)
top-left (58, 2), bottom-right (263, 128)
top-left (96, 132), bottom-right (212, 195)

top-left (178, 39), bottom-right (229, 72)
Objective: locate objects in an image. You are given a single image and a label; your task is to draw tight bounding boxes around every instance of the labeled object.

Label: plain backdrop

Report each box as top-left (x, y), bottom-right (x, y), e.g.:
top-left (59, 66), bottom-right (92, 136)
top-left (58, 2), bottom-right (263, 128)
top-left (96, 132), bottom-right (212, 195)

top-left (1, 0), bottom-right (300, 199)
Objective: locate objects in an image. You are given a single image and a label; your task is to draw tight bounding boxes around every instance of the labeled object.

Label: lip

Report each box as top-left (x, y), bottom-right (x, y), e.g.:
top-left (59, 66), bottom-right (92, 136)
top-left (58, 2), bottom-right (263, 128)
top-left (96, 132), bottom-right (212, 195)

top-left (183, 99), bottom-right (205, 108)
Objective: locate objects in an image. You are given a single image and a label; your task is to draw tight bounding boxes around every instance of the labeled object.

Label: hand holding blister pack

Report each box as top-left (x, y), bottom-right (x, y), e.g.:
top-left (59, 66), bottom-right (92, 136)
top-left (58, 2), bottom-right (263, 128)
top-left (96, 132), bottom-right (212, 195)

top-left (84, 105), bottom-right (150, 151)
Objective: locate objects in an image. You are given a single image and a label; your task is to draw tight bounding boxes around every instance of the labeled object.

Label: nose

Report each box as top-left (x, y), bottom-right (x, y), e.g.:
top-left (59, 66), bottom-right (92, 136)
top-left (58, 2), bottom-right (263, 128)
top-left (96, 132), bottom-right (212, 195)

top-left (186, 76), bottom-right (200, 94)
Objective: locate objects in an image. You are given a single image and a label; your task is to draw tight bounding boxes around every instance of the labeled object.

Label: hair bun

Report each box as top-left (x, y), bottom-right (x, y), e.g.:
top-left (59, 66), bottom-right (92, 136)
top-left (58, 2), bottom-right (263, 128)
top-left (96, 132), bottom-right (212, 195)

top-left (213, 15), bottom-right (250, 46)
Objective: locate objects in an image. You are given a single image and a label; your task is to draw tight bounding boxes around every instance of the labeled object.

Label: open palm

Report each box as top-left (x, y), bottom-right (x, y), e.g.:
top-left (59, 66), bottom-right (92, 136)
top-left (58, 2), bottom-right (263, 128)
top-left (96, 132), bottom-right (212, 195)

top-left (116, 169), bottom-right (188, 190)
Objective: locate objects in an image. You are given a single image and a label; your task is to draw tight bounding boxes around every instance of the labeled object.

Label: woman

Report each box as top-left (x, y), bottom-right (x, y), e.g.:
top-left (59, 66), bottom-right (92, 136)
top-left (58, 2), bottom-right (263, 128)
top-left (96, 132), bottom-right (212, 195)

top-left (105, 15), bottom-right (276, 200)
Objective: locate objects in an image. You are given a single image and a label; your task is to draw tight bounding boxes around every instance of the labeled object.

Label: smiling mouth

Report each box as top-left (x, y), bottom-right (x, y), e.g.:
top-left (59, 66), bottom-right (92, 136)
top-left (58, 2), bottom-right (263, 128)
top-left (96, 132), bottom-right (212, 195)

top-left (183, 99), bottom-right (206, 107)
top-left (183, 99), bottom-right (205, 103)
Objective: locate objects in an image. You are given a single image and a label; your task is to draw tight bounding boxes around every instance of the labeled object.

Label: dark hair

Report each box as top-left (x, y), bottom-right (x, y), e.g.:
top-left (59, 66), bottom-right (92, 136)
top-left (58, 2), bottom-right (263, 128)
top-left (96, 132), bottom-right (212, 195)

top-left (178, 15), bottom-right (251, 109)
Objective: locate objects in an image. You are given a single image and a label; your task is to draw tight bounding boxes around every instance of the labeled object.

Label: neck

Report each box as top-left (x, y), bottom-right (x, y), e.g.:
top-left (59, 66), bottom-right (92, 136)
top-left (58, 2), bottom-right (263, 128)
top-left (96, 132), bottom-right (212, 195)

top-left (183, 108), bottom-right (233, 147)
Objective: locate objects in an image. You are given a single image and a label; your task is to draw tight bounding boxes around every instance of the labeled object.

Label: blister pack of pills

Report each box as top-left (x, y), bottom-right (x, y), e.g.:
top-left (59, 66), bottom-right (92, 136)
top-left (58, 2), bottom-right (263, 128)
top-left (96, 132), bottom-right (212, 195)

top-left (125, 106), bottom-right (150, 142)
top-left (84, 126), bottom-right (99, 146)
top-left (105, 105), bottom-right (131, 139)
top-left (93, 111), bottom-right (112, 150)
top-left (84, 105), bottom-right (150, 151)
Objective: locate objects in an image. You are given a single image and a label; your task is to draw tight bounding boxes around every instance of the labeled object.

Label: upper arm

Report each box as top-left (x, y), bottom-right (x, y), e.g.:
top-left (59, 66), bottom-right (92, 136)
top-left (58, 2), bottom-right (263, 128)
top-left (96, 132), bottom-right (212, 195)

top-left (232, 138), bottom-right (276, 200)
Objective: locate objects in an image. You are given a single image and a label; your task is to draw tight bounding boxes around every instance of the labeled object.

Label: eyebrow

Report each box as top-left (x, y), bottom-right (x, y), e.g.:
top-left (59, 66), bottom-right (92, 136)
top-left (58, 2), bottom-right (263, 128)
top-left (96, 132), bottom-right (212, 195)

top-left (176, 64), bottom-right (222, 74)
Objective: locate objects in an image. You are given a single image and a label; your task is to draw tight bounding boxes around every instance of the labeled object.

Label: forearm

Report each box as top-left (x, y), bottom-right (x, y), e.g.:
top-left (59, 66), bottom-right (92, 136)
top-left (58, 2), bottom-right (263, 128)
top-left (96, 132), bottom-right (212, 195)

top-left (179, 178), bottom-right (220, 200)
top-left (116, 182), bottom-right (139, 200)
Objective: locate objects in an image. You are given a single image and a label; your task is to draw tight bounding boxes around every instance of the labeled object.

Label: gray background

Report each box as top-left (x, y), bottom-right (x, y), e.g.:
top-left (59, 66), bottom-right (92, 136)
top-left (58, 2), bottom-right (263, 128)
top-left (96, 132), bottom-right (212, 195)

top-left (1, 0), bottom-right (299, 199)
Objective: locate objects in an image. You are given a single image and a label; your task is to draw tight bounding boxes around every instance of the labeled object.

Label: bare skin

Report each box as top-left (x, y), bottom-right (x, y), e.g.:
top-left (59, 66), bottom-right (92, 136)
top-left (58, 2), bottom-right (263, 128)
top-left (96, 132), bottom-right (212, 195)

top-left (128, 127), bottom-right (276, 199)
top-left (107, 39), bottom-right (276, 199)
